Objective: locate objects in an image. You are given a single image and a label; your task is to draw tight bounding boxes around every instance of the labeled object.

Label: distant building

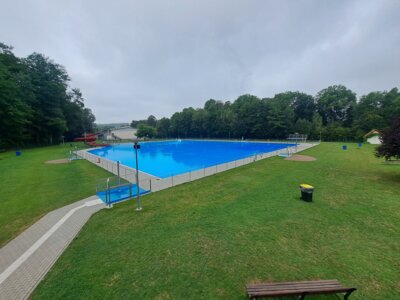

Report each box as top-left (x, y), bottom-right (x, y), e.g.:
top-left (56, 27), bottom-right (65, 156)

top-left (99, 126), bottom-right (137, 140)
top-left (364, 129), bottom-right (382, 145)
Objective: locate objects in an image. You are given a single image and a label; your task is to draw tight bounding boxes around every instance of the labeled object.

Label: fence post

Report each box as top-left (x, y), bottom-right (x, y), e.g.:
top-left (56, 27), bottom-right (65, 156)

top-left (117, 161), bottom-right (120, 184)
top-left (106, 177), bottom-right (112, 208)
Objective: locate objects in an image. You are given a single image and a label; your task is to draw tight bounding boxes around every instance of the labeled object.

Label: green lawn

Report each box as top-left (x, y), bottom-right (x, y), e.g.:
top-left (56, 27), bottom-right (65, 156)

top-left (0, 144), bottom-right (111, 246)
top-left (15, 143), bottom-right (400, 299)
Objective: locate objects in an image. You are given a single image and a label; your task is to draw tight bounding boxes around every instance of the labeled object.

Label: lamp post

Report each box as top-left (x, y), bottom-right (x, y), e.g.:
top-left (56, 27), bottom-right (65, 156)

top-left (133, 141), bottom-right (142, 211)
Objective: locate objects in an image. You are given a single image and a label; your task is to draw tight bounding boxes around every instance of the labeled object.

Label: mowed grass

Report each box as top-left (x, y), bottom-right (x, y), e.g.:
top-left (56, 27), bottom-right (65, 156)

top-left (31, 143), bottom-right (400, 299)
top-left (0, 144), bottom-right (111, 246)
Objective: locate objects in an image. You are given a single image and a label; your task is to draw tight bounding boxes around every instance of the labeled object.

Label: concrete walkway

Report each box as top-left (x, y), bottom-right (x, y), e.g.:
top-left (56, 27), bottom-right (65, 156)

top-left (0, 196), bottom-right (105, 300)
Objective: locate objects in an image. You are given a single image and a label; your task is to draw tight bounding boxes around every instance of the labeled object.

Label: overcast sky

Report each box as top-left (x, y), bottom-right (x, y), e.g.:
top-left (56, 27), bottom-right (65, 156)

top-left (1, 0), bottom-right (399, 123)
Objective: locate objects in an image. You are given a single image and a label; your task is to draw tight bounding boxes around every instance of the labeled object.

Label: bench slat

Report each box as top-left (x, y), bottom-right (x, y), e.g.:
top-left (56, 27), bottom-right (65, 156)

top-left (247, 281), bottom-right (342, 288)
top-left (247, 283), bottom-right (343, 291)
top-left (246, 279), bottom-right (339, 289)
top-left (249, 287), bottom-right (354, 297)
top-left (247, 285), bottom-right (345, 293)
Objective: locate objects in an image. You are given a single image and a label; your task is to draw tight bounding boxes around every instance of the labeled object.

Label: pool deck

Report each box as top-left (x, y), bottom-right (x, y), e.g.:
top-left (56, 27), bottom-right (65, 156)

top-left (0, 196), bottom-right (105, 300)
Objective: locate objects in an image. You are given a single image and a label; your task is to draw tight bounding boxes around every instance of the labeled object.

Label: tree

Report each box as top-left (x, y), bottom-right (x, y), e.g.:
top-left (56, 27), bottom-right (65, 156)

top-left (191, 109), bottom-right (207, 138)
top-left (376, 118), bottom-right (400, 160)
top-left (291, 92), bottom-right (315, 122)
top-left (316, 85), bottom-right (356, 126)
top-left (231, 94), bottom-right (265, 138)
top-left (63, 88), bottom-right (87, 140)
top-left (294, 118), bottom-right (312, 135)
top-left (381, 88), bottom-right (400, 125)
top-left (353, 92), bottom-right (386, 133)
top-left (204, 99), bottom-right (224, 137)
top-left (130, 120), bottom-right (140, 128)
top-left (310, 113), bottom-right (323, 140)
top-left (0, 42), bottom-right (96, 147)
top-left (137, 124), bottom-right (157, 138)
top-left (24, 53), bottom-right (70, 144)
top-left (0, 43), bottom-right (32, 147)
top-left (147, 115), bottom-right (157, 127)
top-left (82, 108), bottom-right (96, 133)
top-left (265, 94), bottom-right (295, 138)
top-left (126, 84), bottom-right (399, 143)
top-left (156, 117), bottom-right (170, 138)
top-left (169, 108), bottom-right (195, 138)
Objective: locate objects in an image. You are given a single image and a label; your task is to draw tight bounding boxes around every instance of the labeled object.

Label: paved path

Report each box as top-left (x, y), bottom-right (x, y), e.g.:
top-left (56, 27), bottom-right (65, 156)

top-left (0, 196), bottom-right (105, 300)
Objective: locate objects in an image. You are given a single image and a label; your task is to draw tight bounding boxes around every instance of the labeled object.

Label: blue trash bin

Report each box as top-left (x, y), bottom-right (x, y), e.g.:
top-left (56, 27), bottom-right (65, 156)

top-left (342, 145), bottom-right (347, 150)
top-left (16, 151), bottom-right (22, 156)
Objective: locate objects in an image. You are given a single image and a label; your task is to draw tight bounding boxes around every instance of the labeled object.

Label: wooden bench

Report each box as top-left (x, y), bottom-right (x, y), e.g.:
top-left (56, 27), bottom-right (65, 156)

top-left (246, 279), bottom-right (356, 299)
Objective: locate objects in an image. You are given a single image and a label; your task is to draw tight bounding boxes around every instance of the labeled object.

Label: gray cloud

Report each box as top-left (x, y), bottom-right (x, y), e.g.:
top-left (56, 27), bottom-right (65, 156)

top-left (1, 0), bottom-right (399, 122)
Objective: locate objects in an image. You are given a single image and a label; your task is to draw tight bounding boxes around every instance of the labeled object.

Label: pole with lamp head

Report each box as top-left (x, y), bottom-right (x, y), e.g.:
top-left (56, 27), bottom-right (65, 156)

top-left (133, 140), bottom-right (142, 211)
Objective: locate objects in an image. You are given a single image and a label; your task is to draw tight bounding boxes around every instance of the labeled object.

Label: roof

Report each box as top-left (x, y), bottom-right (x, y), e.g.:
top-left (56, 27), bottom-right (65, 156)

top-left (364, 129), bottom-right (382, 138)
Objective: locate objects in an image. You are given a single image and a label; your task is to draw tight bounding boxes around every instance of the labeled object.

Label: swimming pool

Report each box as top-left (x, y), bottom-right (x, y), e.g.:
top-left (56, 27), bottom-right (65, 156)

top-left (88, 140), bottom-right (295, 178)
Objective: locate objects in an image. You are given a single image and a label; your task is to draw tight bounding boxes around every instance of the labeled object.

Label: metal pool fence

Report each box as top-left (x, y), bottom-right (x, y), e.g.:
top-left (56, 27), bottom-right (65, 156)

top-left (79, 143), bottom-right (317, 203)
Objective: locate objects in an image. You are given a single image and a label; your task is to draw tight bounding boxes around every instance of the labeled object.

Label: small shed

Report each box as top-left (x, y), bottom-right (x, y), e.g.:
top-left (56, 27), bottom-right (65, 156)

top-left (364, 129), bottom-right (382, 145)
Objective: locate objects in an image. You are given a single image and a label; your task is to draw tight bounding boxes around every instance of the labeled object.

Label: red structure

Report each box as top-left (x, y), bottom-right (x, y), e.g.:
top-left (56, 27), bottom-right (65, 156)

top-left (74, 133), bottom-right (97, 142)
top-left (74, 134), bottom-right (110, 147)
top-left (86, 141), bottom-right (110, 147)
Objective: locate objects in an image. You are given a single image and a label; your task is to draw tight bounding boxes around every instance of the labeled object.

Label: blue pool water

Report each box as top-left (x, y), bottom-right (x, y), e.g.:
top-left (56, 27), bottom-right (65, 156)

top-left (97, 184), bottom-right (149, 203)
top-left (89, 140), bottom-right (295, 178)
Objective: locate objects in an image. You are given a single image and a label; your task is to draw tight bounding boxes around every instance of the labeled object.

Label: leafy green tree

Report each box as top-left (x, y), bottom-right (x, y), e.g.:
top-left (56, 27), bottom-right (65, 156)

top-left (381, 88), bottom-right (400, 124)
top-left (137, 124), bottom-right (157, 138)
top-left (0, 42), bottom-right (96, 147)
top-left (147, 115), bottom-right (157, 127)
top-left (156, 117), bottom-right (170, 138)
top-left (130, 120), bottom-right (139, 128)
top-left (63, 88), bottom-right (86, 140)
top-left (310, 113), bottom-right (323, 140)
top-left (353, 92), bottom-right (386, 133)
top-left (23, 53), bottom-right (70, 144)
top-left (82, 108), bottom-right (96, 133)
top-left (316, 85), bottom-right (356, 126)
top-left (265, 94), bottom-right (294, 138)
top-left (231, 94), bottom-right (265, 138)
top-left (219, 103), bottom-right (235, 138)
top-left (191, 109), bottom-right (207, 138)
top-left (291, 92), bottom-right (315, 122)
top-left (204, 99), bottom-right (224, 137)
top-left (127, 86), bottom-right (400, 142)
top-left (0, 43), bottom-right (32, 147)
top-left (376, 118), bottom-right (400, 160)
top-left (323, 123), bottom-right (354, 141)
top-left (294, 118), bottom-right (312, 135)
top-left (170, 108), bottom-right (195, 138)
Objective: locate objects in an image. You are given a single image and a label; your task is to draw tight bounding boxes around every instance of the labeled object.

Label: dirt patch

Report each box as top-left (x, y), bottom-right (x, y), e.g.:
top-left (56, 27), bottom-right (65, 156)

top-left (45, 159), bottom-right (70, 164)
top-left (285, 154), bottom-right (316, 162)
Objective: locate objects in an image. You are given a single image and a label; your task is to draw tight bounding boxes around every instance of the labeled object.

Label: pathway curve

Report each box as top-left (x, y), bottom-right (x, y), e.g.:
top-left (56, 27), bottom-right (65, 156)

top-left (0, 196), bottom-right (105, 300)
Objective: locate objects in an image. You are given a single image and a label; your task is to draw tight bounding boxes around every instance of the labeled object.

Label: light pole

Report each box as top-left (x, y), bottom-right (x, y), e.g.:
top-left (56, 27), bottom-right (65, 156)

top-left (133, 141), bottom-right (142, 211)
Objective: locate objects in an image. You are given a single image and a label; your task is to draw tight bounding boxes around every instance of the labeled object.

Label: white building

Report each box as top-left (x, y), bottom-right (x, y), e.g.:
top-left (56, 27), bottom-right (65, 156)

top-left (364, 129), bottom-right (382, 145)
top-left (105, 127), bottom-right (137, 140)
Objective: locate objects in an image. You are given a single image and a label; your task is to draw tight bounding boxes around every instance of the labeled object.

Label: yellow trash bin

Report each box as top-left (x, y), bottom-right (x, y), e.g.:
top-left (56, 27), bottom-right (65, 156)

top-left (299, 184), bottom-right (314, 202)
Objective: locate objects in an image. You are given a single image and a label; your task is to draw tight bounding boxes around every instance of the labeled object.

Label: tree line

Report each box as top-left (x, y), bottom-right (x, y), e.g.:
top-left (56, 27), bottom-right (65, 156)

top-left (0, 43), bottom-right (95, 148)
top-left (132, 85), bottom-right (400, 141)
